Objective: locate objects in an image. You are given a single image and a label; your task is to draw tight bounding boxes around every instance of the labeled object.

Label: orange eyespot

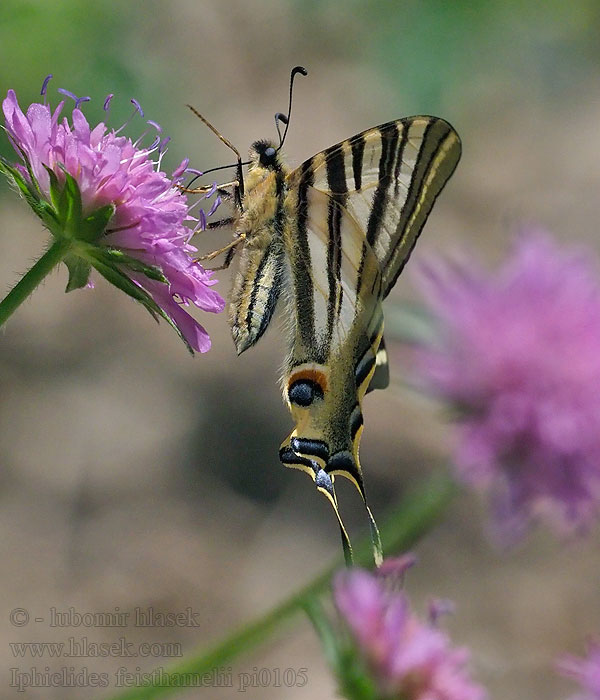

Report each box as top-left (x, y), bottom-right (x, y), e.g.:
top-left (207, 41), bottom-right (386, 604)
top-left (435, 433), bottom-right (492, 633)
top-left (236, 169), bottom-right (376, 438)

top-left (287, 368), bottom-right (328, 394)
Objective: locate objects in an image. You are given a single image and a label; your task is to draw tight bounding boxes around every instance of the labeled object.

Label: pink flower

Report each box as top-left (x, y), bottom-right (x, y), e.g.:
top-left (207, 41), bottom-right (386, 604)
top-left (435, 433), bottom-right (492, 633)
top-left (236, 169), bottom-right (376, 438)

top-left (333, 567), bottom-right (486, 700)
top-left (412, 230), bottom-right (600, 543)
top-left (2, 82), bottom-right (224, 352)
top-left (558, 640), bottom-right (600, 700)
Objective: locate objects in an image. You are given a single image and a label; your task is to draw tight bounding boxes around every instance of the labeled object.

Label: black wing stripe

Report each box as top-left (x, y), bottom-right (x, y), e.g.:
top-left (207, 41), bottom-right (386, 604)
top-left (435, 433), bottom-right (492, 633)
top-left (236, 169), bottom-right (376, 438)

top-left (393, 122), bottom-right (409, 198)
top-left (356, 124), bottom-right (399, 297)
top-left (355, 349), bottom-right (376, 388)
top-left (351, 134), bottom-right (366, 191)
top-left (386, 119), bottom-right (438, 261)
top-left (383, 120), bottom-right (458, 296)
top-left (365, 125), bottom-right (398, 247)
top-left (295, 158), bottom-right (316, 347)
top-left (350, 404), bottom-right (364, 440)
top-left (326, 451), bottom-right (364, 492)
top-left (291, 436), bottom-right (330, 463)
top-left (325, 144), bottom-right (348, 350)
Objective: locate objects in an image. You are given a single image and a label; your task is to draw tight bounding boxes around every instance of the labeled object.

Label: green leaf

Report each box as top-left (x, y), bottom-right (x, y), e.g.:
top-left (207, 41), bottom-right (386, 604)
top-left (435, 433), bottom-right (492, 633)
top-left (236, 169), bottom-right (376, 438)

top-left (77, 204), bottom-right (115, 243)
top-left (63, 253), bottom-right (92, 292)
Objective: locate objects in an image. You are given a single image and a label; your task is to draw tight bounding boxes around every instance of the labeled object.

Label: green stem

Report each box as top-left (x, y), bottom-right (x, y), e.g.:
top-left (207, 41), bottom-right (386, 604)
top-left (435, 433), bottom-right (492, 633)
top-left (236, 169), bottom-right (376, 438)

top-left (106, 473), bottom-right (457, 700)
top-left (0, 238), bottom-right (71, 327)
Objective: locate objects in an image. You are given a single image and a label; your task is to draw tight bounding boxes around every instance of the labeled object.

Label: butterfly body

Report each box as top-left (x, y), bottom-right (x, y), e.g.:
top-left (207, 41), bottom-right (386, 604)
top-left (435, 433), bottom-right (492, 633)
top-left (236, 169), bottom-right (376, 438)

top-left (213, 117), bottom-right (461, 563)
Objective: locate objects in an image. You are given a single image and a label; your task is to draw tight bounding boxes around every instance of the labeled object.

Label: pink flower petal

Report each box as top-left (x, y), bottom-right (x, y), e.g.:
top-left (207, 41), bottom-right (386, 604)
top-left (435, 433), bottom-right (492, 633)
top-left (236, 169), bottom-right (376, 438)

top-left (411, 230), bottom-right (600, 543)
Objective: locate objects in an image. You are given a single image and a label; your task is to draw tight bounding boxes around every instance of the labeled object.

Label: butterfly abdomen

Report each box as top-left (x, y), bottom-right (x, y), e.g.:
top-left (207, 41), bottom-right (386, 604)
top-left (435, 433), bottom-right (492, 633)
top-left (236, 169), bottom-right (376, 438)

top-left (229, 162), bottom-right (290, 355)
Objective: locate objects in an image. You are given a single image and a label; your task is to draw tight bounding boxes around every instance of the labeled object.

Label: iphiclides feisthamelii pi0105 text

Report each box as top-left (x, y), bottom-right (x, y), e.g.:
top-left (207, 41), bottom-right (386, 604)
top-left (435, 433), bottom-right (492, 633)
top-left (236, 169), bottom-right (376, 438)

top-left (186, 67), bottom-right (461, 566)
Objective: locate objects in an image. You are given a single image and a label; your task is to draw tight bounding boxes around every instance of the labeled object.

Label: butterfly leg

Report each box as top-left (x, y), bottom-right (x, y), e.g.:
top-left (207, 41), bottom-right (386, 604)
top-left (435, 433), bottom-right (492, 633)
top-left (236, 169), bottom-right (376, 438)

top-left (215, 244), bottom-right (239, 271)
top-left (206, 217), bottom-right (236, 230)
top-left (195, 233), bottom-right (246, 267)
top-left (178, 180), bottom-right (239, 198)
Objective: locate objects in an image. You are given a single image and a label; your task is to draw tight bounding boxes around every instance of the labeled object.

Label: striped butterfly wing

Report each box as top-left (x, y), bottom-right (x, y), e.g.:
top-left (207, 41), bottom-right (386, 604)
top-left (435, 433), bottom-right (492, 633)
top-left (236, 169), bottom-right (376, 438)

top-left (280, 183), bottom-right (385, 564)
top-left (308, 116), bottom-right (462, 297)
top-left (280, 116), bottom-right (461, 564)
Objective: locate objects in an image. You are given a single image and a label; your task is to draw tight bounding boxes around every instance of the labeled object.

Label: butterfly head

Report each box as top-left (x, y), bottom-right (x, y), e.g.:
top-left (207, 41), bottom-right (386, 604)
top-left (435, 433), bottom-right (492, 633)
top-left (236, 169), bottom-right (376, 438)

top-left (249, 140), bottom-right (283, 172)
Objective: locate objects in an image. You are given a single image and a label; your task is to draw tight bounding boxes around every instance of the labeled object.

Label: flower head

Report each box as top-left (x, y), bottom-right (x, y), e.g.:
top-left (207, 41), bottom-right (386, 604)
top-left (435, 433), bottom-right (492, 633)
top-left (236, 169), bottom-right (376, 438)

top-left (1, 79), bottom-right (224, 352)
top-left (412, 230), bottom-right (600, 543)
top-left (333, 566), bottom-right (486, 700)
top-left (558, 639), bottom-right (600, 700)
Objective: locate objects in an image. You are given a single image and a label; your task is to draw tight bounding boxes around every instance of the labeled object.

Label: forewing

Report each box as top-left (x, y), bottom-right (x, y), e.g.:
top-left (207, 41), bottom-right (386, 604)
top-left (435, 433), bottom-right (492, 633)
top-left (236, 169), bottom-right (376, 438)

top-left (283, 180), bottom-right (382, 361)
top-left (289, 116), bottom-right (461, 298)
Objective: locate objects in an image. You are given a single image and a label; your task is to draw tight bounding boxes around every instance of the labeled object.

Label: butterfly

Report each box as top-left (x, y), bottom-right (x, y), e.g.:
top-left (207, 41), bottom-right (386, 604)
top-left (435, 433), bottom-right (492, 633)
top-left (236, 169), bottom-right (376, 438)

top-left (189, 67), bottom-right (461, 565)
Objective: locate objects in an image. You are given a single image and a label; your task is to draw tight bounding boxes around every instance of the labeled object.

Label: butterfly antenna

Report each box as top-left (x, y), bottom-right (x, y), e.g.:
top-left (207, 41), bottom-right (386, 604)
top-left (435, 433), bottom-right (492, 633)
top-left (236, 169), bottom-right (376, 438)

top-left (276, 65), bottom-right (308, 150)
top-left (186, 105), bottom-right (250, 202)
top-left (187, 104), bottom-right (242, 161)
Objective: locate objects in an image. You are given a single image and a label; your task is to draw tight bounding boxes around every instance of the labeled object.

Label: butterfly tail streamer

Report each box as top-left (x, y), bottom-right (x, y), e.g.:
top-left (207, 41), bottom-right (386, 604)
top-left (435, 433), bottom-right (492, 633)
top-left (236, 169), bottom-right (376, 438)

top-left (315, 473), bottom-right (354, 566)
top-left (346, 473), bottom-right (384, 567)
top-left (326, 458), bottom-right (383, 567)
top-left (365, 503), bottom-right (383, 567)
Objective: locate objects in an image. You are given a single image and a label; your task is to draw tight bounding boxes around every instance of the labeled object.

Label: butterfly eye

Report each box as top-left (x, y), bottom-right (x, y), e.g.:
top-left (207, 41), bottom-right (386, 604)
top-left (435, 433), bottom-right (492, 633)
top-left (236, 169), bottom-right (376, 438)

top-left (288, 378), bottom-right (324, 406)
top-left (265, 147), bottom-right (276, 158)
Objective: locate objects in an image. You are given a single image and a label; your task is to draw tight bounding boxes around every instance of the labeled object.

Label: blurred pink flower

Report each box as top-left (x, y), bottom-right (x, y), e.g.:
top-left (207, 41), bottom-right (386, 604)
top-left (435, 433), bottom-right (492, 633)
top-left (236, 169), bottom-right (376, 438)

top-left (333, 567), bottom-right (486, 700)
top-left (413, 230), bottom-right (600, 543)
top-left (2, 82), bottom-right (224, 352)
top-left (558, 640), bottom-right (600, 700)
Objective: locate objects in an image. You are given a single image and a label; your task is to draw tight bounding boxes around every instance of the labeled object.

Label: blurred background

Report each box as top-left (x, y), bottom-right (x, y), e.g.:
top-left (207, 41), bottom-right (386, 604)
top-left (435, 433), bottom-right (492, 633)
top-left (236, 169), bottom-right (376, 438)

top-left (1, 1), bottom-right (600, 698)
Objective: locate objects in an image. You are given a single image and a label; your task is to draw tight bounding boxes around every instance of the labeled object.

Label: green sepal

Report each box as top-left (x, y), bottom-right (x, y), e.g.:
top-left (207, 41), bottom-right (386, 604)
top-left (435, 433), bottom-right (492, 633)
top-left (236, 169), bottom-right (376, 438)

top-left (78, 204), bottom-right (115, 243)
top-left (63, 253), bottom-right (92, 292)
top-left (89, 256), bottom-right (194, 354)
top-left (44, 164), bottom-right (63, 214)
top-left (95, 247), bottom-right (168, 283)
top-left (0, 157), bottom-right (50, 221)
top-left (12, 138), bottom-right (45, 200)
top-left (334, 646), bottom-right (378, 700)
top-left (56, 168), bottom-right (83, 238)
top-left (42, 166), bottom-right (115, 243)
top-left (0, 133), bottom-right (45, 201)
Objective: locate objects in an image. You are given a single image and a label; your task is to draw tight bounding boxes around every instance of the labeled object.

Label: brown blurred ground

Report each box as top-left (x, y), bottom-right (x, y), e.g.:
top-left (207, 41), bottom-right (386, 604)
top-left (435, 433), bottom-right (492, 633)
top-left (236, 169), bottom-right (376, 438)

top-left (1, 2), bottom-right (600, 699)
